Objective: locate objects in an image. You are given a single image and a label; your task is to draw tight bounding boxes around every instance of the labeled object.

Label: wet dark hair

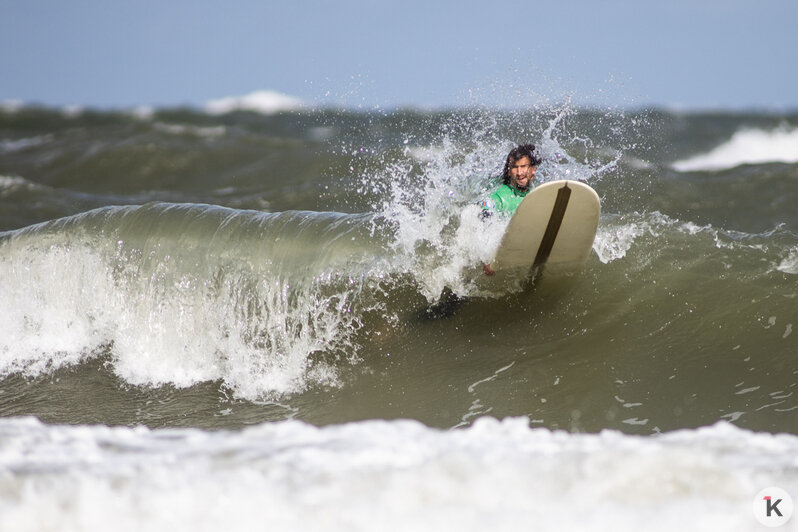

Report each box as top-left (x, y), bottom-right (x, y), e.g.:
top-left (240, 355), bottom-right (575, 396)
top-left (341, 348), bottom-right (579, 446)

top-left (502, 144), bottom-right (542, 185)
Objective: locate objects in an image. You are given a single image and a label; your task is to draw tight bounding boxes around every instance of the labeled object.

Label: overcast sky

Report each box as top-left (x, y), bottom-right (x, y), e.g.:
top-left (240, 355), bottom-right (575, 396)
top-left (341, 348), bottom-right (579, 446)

top-left (2, 0), bottom-right (796, 110)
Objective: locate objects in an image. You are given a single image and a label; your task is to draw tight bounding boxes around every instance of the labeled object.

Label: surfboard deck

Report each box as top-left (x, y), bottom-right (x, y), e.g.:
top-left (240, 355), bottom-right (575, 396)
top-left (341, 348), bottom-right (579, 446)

top-left (487, 179), bottom-right (600, 285)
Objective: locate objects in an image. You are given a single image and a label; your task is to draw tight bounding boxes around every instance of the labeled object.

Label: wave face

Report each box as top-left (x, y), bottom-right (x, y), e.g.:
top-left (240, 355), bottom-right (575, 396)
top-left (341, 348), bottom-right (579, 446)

top-left (0, 204), bottom-right (397, 398)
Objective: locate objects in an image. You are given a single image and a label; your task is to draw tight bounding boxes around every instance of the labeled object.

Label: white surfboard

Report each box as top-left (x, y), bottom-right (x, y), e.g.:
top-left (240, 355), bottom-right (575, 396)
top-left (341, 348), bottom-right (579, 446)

top-left (487, 180), bottom-right (600, 284)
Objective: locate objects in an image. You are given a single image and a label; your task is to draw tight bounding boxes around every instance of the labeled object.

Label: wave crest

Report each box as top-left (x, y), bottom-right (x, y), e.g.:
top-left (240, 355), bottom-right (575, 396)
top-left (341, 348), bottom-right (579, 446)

top-left (673, 126), bottom-right (798, 172)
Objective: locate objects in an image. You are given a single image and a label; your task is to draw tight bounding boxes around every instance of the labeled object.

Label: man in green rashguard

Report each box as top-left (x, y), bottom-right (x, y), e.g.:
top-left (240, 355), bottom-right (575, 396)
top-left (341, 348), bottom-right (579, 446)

top-left (482, 143), bottom-right (542, 216)
top-left (427, 144), bottom-right (545, 316)
top-left (480, 144), bottom-right (542, 277)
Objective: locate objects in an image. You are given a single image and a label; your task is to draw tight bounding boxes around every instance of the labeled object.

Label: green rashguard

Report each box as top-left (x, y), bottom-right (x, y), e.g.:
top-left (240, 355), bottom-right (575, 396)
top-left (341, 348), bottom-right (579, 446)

top-left (482, 183), bottom-right (535, 216)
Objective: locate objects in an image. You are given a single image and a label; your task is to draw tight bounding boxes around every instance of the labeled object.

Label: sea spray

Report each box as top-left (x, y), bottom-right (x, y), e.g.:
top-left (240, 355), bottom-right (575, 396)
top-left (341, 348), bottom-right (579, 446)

top-left (357, 104), bottom-right (624, 300)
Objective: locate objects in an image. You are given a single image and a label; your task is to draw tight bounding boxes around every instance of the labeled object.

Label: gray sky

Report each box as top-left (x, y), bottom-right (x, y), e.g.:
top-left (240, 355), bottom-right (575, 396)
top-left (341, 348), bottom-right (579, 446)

top-left (2, 0), bottom-right (796, 110)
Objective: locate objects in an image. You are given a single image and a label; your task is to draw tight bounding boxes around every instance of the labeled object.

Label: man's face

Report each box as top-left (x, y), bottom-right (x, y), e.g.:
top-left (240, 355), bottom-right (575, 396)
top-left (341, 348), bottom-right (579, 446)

top-left (509, 156), bottom-right (536, 190)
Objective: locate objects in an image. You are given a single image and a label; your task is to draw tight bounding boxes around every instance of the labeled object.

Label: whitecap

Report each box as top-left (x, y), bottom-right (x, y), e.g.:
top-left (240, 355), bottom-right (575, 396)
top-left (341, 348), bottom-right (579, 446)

top-left (0, 135), bottom-right (53, 153)
top-left (61, 104), bottom-right (84, 117)
top-left (673, 125), bottom-right (798, 172)
top-left (0, 99), bottom-right (25, 113)
top-left (1, 417), bottom-right (797, 532)
top-left (204, 90), bottom-right (305, 115)
top-left (154, 122), bottom-right (227, 138)
top-left (776, 247), bottom-right (798, 274)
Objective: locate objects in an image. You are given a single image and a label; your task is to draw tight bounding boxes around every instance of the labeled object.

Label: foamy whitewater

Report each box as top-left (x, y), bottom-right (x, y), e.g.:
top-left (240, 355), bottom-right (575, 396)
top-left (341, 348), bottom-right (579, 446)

top-left (2, 98), bottom-right (798, 530)
top-left (203, 90), bottom-right (306, 115)
top-left (672, 125), bottom-right (798, 171)
top-left (2, 417), bottom-right (798, 532)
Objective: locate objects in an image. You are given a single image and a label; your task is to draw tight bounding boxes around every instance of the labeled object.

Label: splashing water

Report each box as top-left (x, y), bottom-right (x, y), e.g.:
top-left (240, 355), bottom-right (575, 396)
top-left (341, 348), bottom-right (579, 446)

top-left (0, 206), bottom-right (384, 400)
top-left (360, 104), bottom-right (623, 300)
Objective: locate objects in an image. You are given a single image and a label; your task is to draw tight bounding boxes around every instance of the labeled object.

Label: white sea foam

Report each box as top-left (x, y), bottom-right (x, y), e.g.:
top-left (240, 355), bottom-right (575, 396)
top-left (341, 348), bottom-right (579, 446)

top-left (0, 416), bottom-right (796, 532)
top-left (0, 244), bottom-right (114, 375)
top-left (593, 219), bottom-right (647, 263)
top-left (0, 135), bottom-right (53, 153)
top-left (0, 99), bottom-right (25, 113)
top-left (0, 175), bottom-right (28, 188)
top-left (673, 126), bottom-right (798, 172)
top-left (0, 175), bottom-right (58, 201)
top-left (592, 211), bottom-right (795, 266)
top-left (777, 247), bottom-right (798, 275)
top-left (592, 212), bottom-right (675, 263)
top-left (0, 228), bottom-right (362, 399)
top-left (0, 175), bottom-right (41, 197)
top-left (61, 104), bottom-right (84, 117)
top-left (130, 105), bottom-right (156, 120)
top-left (203, 90), bottom-right (305, 115)
top-left (153, 122), bottom-right (227, 138)
top-left (377, 136), bottom-right (510, 300)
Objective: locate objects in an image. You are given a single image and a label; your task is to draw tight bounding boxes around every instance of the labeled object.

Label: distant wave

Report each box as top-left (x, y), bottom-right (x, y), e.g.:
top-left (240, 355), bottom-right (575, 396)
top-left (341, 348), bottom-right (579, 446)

top-left (2, 91), bottom-right (306, 117)
top-left (203, 90), bottom-right (305, 115)
top-left (673, 126), bottom-right (798, 172)
top-left (0, 99), bottom-right (25, 113)
top-left (0, 134), bottom-right (54, 153)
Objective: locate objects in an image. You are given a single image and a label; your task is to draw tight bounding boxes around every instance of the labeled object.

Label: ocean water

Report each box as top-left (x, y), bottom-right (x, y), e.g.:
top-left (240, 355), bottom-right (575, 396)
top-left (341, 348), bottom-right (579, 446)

top-left (2, 98), bottom-right (798, 530)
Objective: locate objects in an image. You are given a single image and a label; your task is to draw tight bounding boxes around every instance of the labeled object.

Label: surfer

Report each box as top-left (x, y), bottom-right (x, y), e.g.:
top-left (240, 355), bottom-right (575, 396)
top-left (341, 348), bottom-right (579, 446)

top-left (428, 144), bottom-right (544, 315)
top-left (482, 144), bottom-right (542, 217)
top-left (481, 144), bottom-right (542, 276)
